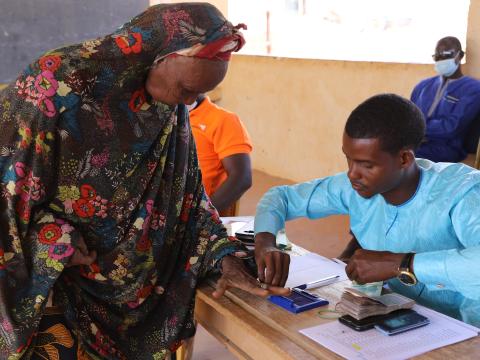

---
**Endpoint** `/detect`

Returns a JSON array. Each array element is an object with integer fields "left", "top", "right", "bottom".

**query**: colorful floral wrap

[{"left": 0, "top": 3, "right": 245, "bottom": 359}]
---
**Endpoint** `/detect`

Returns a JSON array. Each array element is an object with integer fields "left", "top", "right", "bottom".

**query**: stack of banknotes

[{"left": 337, "top": 287, "right": 415, "bottom": 320}]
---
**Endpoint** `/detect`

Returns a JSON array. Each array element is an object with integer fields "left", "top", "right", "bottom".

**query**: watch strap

[{"left": 399, "top": 252, "right": 415, "bottom": 272}]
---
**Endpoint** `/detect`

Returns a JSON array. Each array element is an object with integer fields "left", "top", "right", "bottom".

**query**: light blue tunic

[{"left": 255, "top": 159, "right": 480, "bottom": 326}]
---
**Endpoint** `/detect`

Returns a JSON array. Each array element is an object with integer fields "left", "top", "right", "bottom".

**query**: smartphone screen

[{"left": 374, "top": 310, "right": 429, "bottom": 335}]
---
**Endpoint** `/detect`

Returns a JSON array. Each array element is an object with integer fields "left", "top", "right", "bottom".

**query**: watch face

[{"left": 398, "top": 271, "right": 417, "bottom": 286}]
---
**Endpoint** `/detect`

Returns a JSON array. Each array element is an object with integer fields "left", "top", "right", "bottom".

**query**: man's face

[
  {"left": 342, "top": 132, "right": 404, "bottom": 198},
  {"left": 146, "top": 56, "right": 228, "bottom": 106}
]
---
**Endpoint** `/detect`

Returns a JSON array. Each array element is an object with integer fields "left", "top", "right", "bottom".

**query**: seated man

[
  {"left": 189, "top": 94, "right": 253, "bottom": 214},
  {"left": 254, "top": 94, "right": 480, "bottom": 326},
  {"left": 412, "top": 36, "right": 480, "bottom": 162}
]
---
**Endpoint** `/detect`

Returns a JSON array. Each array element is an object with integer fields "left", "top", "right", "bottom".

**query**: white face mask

[{"left": 434, "top": 58, "right": 459, "bottom": 77}]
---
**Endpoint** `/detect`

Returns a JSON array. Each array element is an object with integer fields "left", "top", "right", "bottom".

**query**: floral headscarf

[{"left": 0, "top": 3, "right": 245, "bottom": 359}]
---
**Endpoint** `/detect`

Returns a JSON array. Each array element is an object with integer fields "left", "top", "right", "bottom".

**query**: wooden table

[{"left": 195, "top": 248, "right": 480, "bottom": 359}]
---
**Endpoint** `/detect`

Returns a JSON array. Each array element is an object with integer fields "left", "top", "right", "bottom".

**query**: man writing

[{"left": 254, "top": 94, "right": 480, "bottom": 326}]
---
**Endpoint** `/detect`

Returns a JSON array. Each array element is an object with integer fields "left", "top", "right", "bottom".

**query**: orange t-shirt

[{"left": 190, "top": 97, "right": 252, "bottom": 196}]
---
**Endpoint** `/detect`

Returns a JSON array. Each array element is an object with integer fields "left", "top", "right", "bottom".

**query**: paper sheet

[
  {"left": 311, "top": 279, "right": 352, "bottom": 305},
  {"left": 285, "top": 253, "right": 348, "bottom": 288},
  {"left": 220, "top": 216, "right": 254, "bottom": 224},
  {"left": 299, "top": 305, "right": 479, "bottom": 360}
]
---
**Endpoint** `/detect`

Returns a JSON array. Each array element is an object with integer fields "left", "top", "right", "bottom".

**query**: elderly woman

[{"left": 0, "top": 3, "right": 287, "bottom": 359}]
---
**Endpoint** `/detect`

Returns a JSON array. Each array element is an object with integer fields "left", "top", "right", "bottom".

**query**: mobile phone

[
  {"left": 234, "top": 220, "right": 255, "bottom": 243},
  {"left": 374, "top": 309, "right": 429, "bottom": 335},
  {"left": 339, "top": 312, "right": 398, "bottom": 331}
]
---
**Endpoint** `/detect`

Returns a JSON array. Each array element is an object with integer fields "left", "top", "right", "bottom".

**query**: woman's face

[{"left": 146, "top": 56, "right": 228, "bottom": 106}]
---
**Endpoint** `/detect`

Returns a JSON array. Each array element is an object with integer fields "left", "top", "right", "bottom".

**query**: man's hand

[
  {"left": 212, "top": 255, "right": 291, "bottom": 298},
  {"left": 337, "top": 235, "right": 361, "bottom": 263},
  {"left": 345, "top": 249, "right": 405, "bottom": 284},
  {"left": 67, "top": 235, "right": 97, "bottom": 267},
  {"left": 254, "top": 232, "right": 290, "bottom": 287}
]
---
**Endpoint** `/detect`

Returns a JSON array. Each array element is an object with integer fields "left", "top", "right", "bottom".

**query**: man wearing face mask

[{"left": 411, "top": 36, "right": 480, "bottom": 162}]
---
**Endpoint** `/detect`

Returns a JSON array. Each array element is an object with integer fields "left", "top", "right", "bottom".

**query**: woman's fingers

[
  {"left": 212, "top": 277, "right": 229, "bottom": 298},
  {"left": 66, "top": 235, "right": 97, "bottom": 267},
  {"left": 213, "top": 256, "right": 290, "bottom": 299},
  {"left": 76, "top": 235, "right": 89, "bottom": 255},
  {"left": 66, "top": 250, "right": 97, "bottom": 267}
]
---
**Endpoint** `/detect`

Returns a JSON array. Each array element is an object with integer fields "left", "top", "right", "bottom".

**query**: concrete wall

[
  {"left": 0, "top": 0, "right": 149, "bottom": 83},
  {"left": 217, "top": 0, "right": 480, "bottom": 183}
]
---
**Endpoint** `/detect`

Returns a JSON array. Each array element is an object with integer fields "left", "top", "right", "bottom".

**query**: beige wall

[
  {"left": 217, "top": 0, "right": 480, "bottom": 183},
  {"left": 3, "top": 1, "right": 478, "bottom": 183},
  {"left": 465, "top": 0, "right": 480, "bottom": 78},
  {"left": 218, "top": 58, "right": 432, "bottom": 182}
]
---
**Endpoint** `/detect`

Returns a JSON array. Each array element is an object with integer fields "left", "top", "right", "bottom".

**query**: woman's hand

[
  {"left": 67, "top": 235, "right": 97, "bottom": 267},
  {"left": 212, "top": 255, "right": 290, "bottom": 298},
  {"left": 254, "top": 232, "right": 290, "bottom": 287}
]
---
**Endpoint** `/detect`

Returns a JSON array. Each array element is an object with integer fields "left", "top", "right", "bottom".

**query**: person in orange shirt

[{"left": 189, "top": 94, "right": 253, "bottom": 213}]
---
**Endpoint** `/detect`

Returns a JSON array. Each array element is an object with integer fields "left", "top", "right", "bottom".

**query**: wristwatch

[{"left": 397, "top": 252, "right": 417, "bottom": 286}]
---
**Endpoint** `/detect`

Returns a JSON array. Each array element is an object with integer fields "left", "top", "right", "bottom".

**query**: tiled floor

[{"left": 192, "top": 169, "right": 351, "bottom": 359}]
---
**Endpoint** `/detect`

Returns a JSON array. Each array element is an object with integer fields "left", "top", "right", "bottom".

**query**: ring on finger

[{"left": 259, "top": 282, "right": 269, "bottom": 290}]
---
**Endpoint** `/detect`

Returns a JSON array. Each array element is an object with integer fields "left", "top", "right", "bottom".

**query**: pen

[
  {"left": 291, "top": 288, "right": 319, "bottom": 298},
  {"left": 294, "top": 275, "right": 340, "bottom": 290}
]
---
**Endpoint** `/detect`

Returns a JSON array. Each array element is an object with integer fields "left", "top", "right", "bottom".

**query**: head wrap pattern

[{"left": 0, "top": 3, "right": 245, "bottom": 358}]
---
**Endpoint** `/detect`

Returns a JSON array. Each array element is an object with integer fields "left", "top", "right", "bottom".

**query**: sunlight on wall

[{"left": 228, "top": 0, "right": 470, "bottom": 64}]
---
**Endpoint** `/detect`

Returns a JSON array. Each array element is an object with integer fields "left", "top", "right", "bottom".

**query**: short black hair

[
  {"left": 437, "top": 36, "right": 463, "bottom": 52},
  {"left": 345, "top": 94, "right": 425, "bottom": 154}
]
